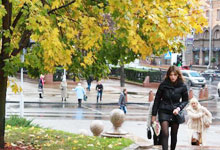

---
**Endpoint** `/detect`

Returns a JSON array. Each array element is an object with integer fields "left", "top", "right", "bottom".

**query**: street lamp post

[
  {"left": 208, "top": 0, "right": 213, "bottom": 69},
  {"left": 63, "top": 68, "right": 66, "bottom": 80},
  {"left": 20, "top": 48, "right": 26, "bottom": 117}
]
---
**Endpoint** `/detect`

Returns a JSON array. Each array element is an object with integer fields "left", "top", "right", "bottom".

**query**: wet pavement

[
  {"left": 6, "top": 77, "right": 153, "bottom": 104},
  {"left": 6, "top": 101, "right": 220, "bottom": 147},
  {"left": 5, "top": 77, "right": 220, "bottom": 149}
]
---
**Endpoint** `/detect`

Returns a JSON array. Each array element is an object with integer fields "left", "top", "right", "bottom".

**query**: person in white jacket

[
  {"left": 73, "top": 83, "right": 86, "bottom": 107},
  {"left": 60, "top": 77, "right": 68, "bottom": 101},
  {"left": 186, "top": 98, "right": 212, "bottom": 146}
]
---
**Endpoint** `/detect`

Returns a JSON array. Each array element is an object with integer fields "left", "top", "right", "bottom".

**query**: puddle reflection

[
  {"left": 6, "top": 101, "right": 220, "bottom": 123},
  {"left": 75, "top": 108, "right": 84, "bottom": 120}
]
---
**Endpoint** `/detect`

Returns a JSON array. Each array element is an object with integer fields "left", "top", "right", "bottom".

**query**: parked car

[
  {"left": 181, "top": 70, "right": 206, "bottom": 87},
  {"left": 201, "top": 69, "right": 220, "bottom": 80},
  {"left": 179, "top": 65, "right": 190, "bottom": 70}
]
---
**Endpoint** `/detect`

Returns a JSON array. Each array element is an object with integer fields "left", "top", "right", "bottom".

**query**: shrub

[{"left": 6, "top": 115, "right": 40, "bottom": 128}]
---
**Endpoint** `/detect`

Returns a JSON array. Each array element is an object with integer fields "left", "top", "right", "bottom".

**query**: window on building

[
  {"left": 214, "top": 30, "right": 220, "bottom": 39},
  {"left": 193, "top": 52, "right": 199, "bottom": 65},
  {"left": 204, "top": 51, "right": 209, "bottom": 65},
  {"left": 204, "top": 30, "right": 209, "bottom": 39},
  {"left": 217, "top": 9, "right": 220, "bottom": 20},
  {"left": 194, "top": 34, "right": 198, "bottom": 39},
  {"left": 194, "top": 33, "right": 200, "bottom": 40}
]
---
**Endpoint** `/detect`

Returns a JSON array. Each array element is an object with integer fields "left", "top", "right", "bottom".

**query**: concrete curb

[
  {"left": 199, "top": 95, "right": 215, "bottom": 102},
  {"left": 123, "top": 134, "right": 153, "bottom": 150},
  {"left": 123, "top": 144, "right": 140, "bottom": 150},
  {"left": 6, "top": 96, "right": 215, "bottom": 105}
]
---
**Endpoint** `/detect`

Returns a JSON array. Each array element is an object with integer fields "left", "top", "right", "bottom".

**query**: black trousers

[{"left": 78, "top": 99, "right": 82, "bottom": 107}]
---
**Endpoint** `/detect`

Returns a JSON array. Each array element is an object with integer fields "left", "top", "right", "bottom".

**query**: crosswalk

[{"left": 6, "top": 103, "right": 149, "bottom": 121}]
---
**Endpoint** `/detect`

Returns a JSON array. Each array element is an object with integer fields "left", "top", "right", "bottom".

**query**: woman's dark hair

[
  {"left": 123, "top": 88, "right": 127, "bottom": 93},
  {"left": 165, "top": 66, "right": 184, "bottom": 83}
]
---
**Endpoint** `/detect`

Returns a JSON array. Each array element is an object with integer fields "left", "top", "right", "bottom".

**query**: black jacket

[
  {"left": 152, "top": 79, "right": 188, "bottom": 116},
  {"left": 96, "top": 84, "right": 103, "bottom": 91}
]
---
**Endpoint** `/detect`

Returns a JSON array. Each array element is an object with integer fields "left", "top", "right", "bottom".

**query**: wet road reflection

[
  {"left": 6, "top": 99, "right": 220, "bottom": 124},
  {"left": 6, "top": 102, "right": 148, "bottom": 121},
  {"left": 75, "top": 108, "right": 84, "bottom": 120}
]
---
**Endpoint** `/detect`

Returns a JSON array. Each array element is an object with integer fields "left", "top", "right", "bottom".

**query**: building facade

[{"left": 185, "top": 0, "right": 220, "bottom": 67}]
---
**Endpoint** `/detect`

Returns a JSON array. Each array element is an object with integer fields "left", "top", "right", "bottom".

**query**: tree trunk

[
  {"left": 0, "top": 62, "right": 7, "bottom": 148},
  {"left": 120, "top": 64, "right": 125, "bottom": 87},
  {"left": 1, "top": 0, "right": 12, "bottom": 148}
]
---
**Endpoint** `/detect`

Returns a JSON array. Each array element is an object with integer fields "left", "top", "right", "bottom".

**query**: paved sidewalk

[
  {"left": 7, "top": 76, "right": 213, "bottom": 105},
  {"left": 7, "top": 77, "right": 157, "bottom": 104}
]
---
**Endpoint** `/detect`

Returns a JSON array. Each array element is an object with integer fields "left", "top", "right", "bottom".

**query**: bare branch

[{"left": 48, "top": 0, "right": 76, "bottom": 14}]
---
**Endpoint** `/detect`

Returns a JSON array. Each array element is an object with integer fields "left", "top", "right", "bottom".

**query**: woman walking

[
  {"left": 38, "top": 74, "right": 45, "bottom": 98},
  {"left": 186, "top": 98, "right": 212, "bottom": 146},
  {"left": 152, "top": 66, "right": 189, "bottom": 150},
  {"left": 60, "top": 77, "right": 68, "bottom": 101},
  {"left": 73, "top": 83, "right": 86, "bottom": 107}
]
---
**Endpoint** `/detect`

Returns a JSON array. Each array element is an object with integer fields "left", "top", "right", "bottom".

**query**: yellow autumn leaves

[
  {"left": 5, "top": 125, "right": 133, "bottom": 150},
  {"left": 0, "top": 0, "right": 207, "bottom": 73},
  {"left": 7, "top": 78, "right": 22, "bottom": 93}
]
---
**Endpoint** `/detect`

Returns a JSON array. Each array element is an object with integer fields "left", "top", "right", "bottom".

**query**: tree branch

[
  {"left": 55, "top": 17, "right": 64, "bottom": 38},
  {"left": 48, "top": 0, "right": 76, "bottom": 14},
  {"left": 11, "top": 4, "right": 27, "bottom": 32},
  {"left": 54, "top": 11, "right": 79, "bottom": 23},
  {"left": 11, "top": 30, "right": 31, "bottom": 56},
  {"left": 40, "top": 0, "right": 50, "bottom": 6}
]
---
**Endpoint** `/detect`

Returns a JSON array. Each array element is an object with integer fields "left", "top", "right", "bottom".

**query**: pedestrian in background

[
  {"left": 186, "top": 98, "right": 212, "bottom": 146},
  {"left": 73, "top": 83, "right": 86, "bottom": 107},
  {"left": 189, "top": 62, "right": 192, "bottom": 70},
  {"left": 146, "top": 93, "right": 161, "bottom": 145},
  {"left": 86, "top": 76, "right": 93, "bottom": 91},
  {"left": 96, "top": 81, "right": 103, "bottom": 103},
  {"left": 60, "top": 76, "right": 68, "bottom": 101},
  {"left": 38, "top": 74, "right": 45, "bottom": 98},
  {"left": 217, "top": 63, "right": 220, "bottom": 70},
  {"left": 118, "top": 88, "right": 127, "bottom": 114},
  {"left": 152, "top": 66, "right": 189, "bottom": 150}
]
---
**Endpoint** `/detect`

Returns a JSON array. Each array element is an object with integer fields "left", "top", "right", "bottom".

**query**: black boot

[{"left": 78, "top": 99, "right": 82, "bottom": 107}]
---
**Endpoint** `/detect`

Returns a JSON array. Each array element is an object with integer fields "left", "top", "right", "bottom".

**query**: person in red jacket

[{"left": 38, "top": 74, "right": 45, "bottom": 98}]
